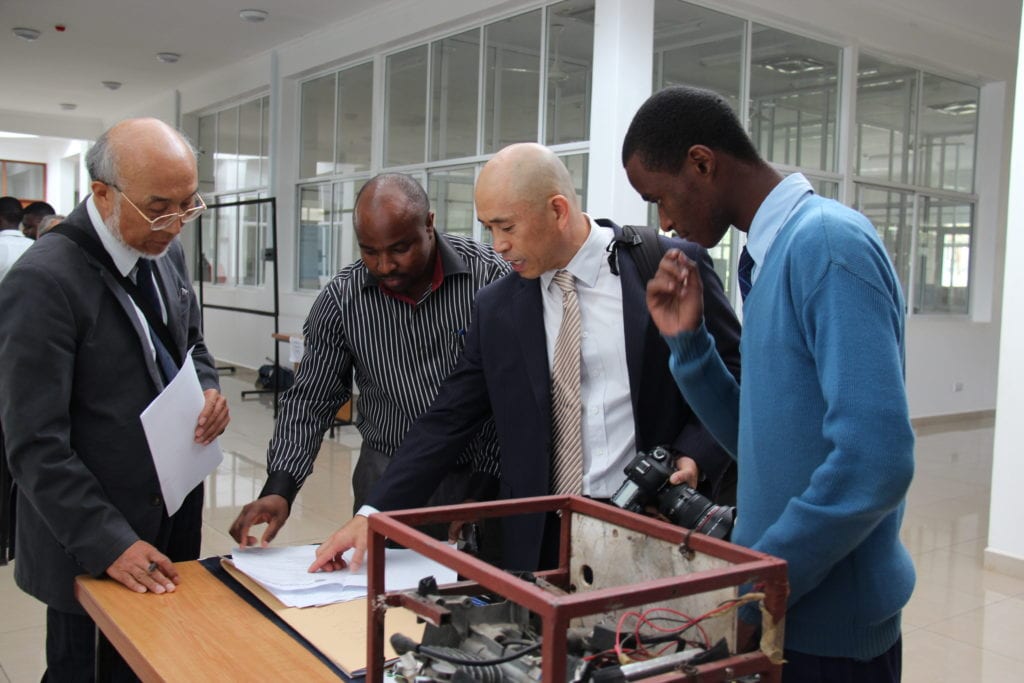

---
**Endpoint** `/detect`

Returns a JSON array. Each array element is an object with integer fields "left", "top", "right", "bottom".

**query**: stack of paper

[{"left": 231, "top": 544, "right": 458, "bottom": 608}]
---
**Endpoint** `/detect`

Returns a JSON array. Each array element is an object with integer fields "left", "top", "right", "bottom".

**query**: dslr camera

[{"left": 610, "top": 446, "right": 735, "bottom": 540}]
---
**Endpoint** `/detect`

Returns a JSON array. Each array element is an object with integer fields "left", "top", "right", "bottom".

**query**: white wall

[
  {"left": 0, "top": 136, "right": 88, "bottom": 214},
  {"left": 22, "top": 0, "right": 1019, "bottom": 420},
  {"left": 986, "top": 7, "right": 1024, "bottom": 578}
]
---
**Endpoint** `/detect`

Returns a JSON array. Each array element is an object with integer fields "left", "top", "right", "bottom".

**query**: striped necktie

[{"left": 550, "top": 269, "right": 584, "bottom": 496}]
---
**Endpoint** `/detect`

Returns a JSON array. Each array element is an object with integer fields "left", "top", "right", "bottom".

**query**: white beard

[{"left": 108, "top": 198, "right": 165, "bottom": 260}]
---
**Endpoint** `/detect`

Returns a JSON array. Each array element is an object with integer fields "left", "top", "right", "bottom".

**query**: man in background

[
  {"left": 0, "top": 196, "right": 31, "bottom": 281},
  {"left": 230, "top": 173, "right": 509, "bottom": 549},
  {"left": 21, "top": 200, "right": 55, "bottom": 240},
  {"left": 0, "top": 118, "right": 229, "bottom": 680}
]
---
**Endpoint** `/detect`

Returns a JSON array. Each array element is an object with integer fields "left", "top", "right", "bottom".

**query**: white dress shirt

[
  {"left": 540, "top": 217, "right": 636, "bottom": 498},
  {"left": 0, "top": 229, "right": 33, "bottom": 283},
  {"left": 86, "top": 196, "right": 166, "bottom": 361}
]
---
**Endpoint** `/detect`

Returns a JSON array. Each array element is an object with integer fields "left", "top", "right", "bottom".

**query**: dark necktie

[
  {"left": 737, "top": 246, "right": 754, "bottom": 302},
  {"left": 135, "top": 259, "right": 179, "bottom": 383}
]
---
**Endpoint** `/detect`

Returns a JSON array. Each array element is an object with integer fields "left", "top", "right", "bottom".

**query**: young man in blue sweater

[{"left": 622, "top": 86, "right": 915, "bottom": 682}]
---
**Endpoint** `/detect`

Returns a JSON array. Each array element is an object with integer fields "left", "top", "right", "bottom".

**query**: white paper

[
  {"left": 288, "top": 335, "right": 305, "bottom": 364},
  {"left": 140, "top": 349, "right": 224, "bottom": 516},
  {"left": 231, "top": 543, "right": 459, "bottom": 608}
]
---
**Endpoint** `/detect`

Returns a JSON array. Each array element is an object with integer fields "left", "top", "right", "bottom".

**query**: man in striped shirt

[{"left": 230, "top": 173, "right": 509, "bottom": 547}]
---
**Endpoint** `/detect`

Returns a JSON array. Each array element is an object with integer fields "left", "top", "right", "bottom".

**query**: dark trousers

[
  {"left": 783, "top": 637, "right": 902, "bottom": 683},
  {"left": 43, "top": 608, "right": 138, "bottom": 683}
]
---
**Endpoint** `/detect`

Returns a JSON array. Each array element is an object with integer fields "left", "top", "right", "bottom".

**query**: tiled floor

[{"left": 1, "top": 374, "right": 1020, "bottom": 681}]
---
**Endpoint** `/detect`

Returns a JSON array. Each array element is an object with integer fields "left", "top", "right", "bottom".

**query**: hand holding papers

[
  {"left": 230, "top": 544, "right": 458, "bottom": 608},
  {"left": 140, "top": 349, "right": 223, "bottom": 515}
]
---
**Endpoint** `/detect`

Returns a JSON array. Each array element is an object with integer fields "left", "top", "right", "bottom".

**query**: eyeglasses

[{"left": 109, "top": 183, "right": 206, "bottom": 232}]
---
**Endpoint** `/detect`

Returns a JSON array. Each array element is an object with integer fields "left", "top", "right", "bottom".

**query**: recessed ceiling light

[
  {"left": 59, "top": 103, "right": 78, "bottom": 111},
  {"left": 102, "top": 81, "right": 122, "bottom": 91},
  {"left": 13, "top": 27, "right": 41, "bottom": 41},
  {"left": 157, "top": 52, "right": 181, "bottom": 64},
  {"left": 239, "top": 9, "right": 268, "bottom": 23}
]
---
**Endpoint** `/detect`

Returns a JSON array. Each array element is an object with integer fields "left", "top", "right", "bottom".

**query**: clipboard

[{"left": 221, "top": 558, "right": 424, "bottom": 676}]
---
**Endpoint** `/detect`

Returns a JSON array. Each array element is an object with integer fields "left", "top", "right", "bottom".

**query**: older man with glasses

[{"left": 0, "top": 117, "right": 228, "bottom": 681}]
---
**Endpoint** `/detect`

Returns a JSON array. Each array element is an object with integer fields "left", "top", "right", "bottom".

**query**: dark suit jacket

[
  {"left": 0, "top": 201, "right": 219, "bottom": 613},
  {"left": 368, "top": 221, "right": 741, "bottom": 570}
]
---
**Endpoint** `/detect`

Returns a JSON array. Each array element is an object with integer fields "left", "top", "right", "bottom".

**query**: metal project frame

[
  {"left": 366, "top": 495, "right": 788, "bottom": 683},
  {"left": 196, "top": 196, "right": 282, "bottom": 415}
]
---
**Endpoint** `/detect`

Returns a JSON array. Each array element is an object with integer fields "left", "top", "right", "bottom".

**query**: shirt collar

[
  {"left": 744, "top": 172, "right": 814, "bottom": 283},
  {"left": 87, "top": 195, "right": 144, "bottom": 277},
  {"left": 539, "top": 214, "right": 611, "bottom": 291}
]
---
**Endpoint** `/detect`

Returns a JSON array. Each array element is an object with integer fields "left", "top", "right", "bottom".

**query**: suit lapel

[{"left": 512, "top": 277, "right": 551, "bottom": 423}]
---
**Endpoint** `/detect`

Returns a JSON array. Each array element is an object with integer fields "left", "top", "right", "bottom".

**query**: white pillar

[
  {"left": 585, "top": 0, "right": 654, "bottom": 224},
  {"left": 985, "top": 12, "right": 1024, "bottom": 578}
]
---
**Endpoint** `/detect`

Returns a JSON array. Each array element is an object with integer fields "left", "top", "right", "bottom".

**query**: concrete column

[{"left": 585, "top": 0, "right": 654, "bottom": 224}]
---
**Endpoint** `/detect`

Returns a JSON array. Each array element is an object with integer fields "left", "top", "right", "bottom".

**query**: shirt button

[{"left": 151, "top": 495, "right": 163, "bottom": 507}]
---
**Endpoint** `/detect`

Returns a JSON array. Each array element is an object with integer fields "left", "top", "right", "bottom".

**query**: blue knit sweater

[{"left": 666, "top": 195, "right": 915, "bottom": 660}]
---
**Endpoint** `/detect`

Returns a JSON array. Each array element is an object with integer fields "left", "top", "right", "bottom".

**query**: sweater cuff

[
  {"left": 663, "top": 320, "right": 714, "bottom": 363},
  {"left": 259, "top": 471, "right": 299, "bottom": 508}
]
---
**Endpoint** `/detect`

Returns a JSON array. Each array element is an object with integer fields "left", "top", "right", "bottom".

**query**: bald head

[
  {"left": 88, "top": 118, "right": 201, "bottom": 257},
  {"left": 475, "top": 143, "right": 588, "bottom": 279},
  {"left": 87, "top": 118, "right": 196, "bottom": 187},
  {"left": 477, "top": 143, "right": 580, "bottom": 214}
]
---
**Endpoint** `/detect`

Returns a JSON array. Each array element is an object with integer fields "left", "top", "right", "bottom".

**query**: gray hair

[{"left": 85, "top": 122, "right": 199, "bottom": 185}]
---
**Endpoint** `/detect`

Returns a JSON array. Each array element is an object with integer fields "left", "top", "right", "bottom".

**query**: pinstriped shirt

[{"left": 260, "top": 233, "right": 510, "bottom": 504}]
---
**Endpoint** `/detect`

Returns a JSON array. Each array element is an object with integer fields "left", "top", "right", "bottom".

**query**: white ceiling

[{"left": 0, "top": 0, "right": 384, "bottom": 126}]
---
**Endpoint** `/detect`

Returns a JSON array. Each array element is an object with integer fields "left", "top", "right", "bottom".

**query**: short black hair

[
  {"left": 622, "top": 85, "right": 761, "bottom": 173},
  {"left": 0, "top": 196, "right": 23, "bottom": 226},
  {"left": 23, "top": 201, "right": 55, "bottom": 218},
  {"left": 354, "top": 173, "right": 430, "bottom": 222}
]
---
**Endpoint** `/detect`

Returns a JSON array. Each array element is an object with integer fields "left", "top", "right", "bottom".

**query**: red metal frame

[{"left": 367, "top": 495, "right": 787, "bottom": 683}]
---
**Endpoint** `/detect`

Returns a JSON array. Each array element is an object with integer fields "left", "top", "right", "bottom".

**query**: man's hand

[
  {"left": 669, "top": 454, "right": 700, "bottom": 489},
  {"left": 309, "top": 516, "right": 369, "bottom": 573},
  {"left": 195, "top": 388, "right": 229, "bottom": 445},
  {"left": 106, "top": 540, "right": 179, "bottom": 594},
  {"left": 646, "top": 249, "right": 705, "bottom": 337},
  {"left": 229, "top": 495, "right": 290, "bottom": 548}
]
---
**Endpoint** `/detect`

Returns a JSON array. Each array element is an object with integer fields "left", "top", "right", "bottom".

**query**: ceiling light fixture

[
  {"left": 13, "top": 27, "right": 41, "bottom": 41},
  {"left": 157, "top": 52, "right": 181, "bottom": 63},
  {"left": 239, "top": 9, "right": 269, "bottom": 23},
  {"left": 59, "top": 103, "right": 78, "bottom": 111},
  {"left": 101, "top": 80, "right": 122, "bottom": 91}
]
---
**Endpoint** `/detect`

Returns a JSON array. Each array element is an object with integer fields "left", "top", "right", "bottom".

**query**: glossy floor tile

[{"left": 0, "top": 377, "right": 1019, "bottom": 681}]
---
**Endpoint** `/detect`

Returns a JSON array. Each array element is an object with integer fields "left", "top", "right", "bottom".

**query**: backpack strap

[{"left": 605, "top": 223, "right": 667, "bottom": 281}]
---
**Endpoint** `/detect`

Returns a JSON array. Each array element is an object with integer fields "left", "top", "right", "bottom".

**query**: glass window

[
  {"left": 916, "top": 197, "right": 971, "bottom": 314},
  {"left": 337, "top": 63, "right": 373, "bottom": 174},
  {"left": 2, "top": 161, "right": 45, "bottom": 199},
  {"left": 560, "top": 152, "right": 588, "bottom": 212},
  {"left": 216, "top": 108, "right": 239, "bottom": 191},
  {"left": 385, "top": 45, "right": 429, "bottom": 166},
  {"left": 749, "top": 25, "right": 840, "bottom": 172},
  {"left": 298, "top": 184, "right": 335, "bottom": 290},
  {"left": 300, "top": 73, "right": 337, "bottom": 178},
  {"left": 238, "top": 194, "right": 266, "bottom": 287},
  {"left": 197, "top": 114, "right": 216, "bottom": 195},
  {"left": 238, "top": 98, "right": 262, "bottom": 190},
  {"left": 214, "top": 197, "right": 238, "bottom": 286},
  {"left": 430, "top": 31, "right": 481, "bottom": 161},
  {"left": 855, "top": 55, "right": 917, "bottom": 184},
  {"left": 484, "top": 9, "right": 543, "bottom": 153},
  {"left": 919, "top": 74, "right": 977, "bottom": 193},
  {"left": 856, "top": 185, "right": 913, "bottom": 295},
  {"left": 545, "top": 0, "right": 594, "bottom": 145},
  {"left": 653, "top": 0, "right": 745, "bottom": 110},
  {"left": 428, "top": 167, "right": 476, "bottom": 238}
]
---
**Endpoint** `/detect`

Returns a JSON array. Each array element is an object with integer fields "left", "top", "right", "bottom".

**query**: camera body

[{"left": 610, "top": 446, "right": 735, "bottom": 540}]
